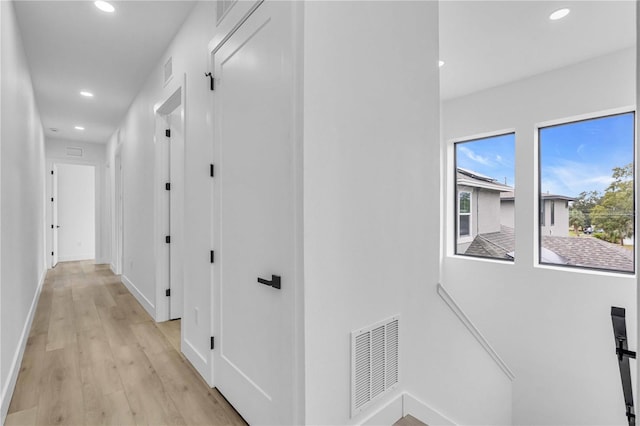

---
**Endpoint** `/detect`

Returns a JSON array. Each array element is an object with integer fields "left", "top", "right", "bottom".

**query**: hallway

[{"left": 5, "top": 261, "right": 245, "bottom": 426}]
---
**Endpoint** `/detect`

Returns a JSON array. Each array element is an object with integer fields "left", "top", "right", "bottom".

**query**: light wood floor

[{"left": 5, "top": 260, "right": 246, "bottom": 426}]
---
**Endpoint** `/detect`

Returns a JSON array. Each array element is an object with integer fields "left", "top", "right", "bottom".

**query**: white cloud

[
  {"left": 542, "top": 160, "right": 613, "bottom": 196},
  {"left": 458, "top": 146, "right": 492, "bottom": 166}
]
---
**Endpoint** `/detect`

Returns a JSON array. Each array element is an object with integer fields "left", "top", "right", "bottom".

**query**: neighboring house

[
  {"left": 456, "top": 168, "right": 513, "bottom": 253},
  {"left": 539, "top": 193, "right": 574, "bottom": 236},
  {"left": 500, "top": 192, "right": 574, "bottom": 236}
]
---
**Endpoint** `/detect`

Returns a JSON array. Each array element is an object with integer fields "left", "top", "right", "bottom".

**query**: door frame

[
  {"left": 46, "top": 158, "right": 103, "bottom": 269},
  {"left": 113, "top": 145, "right": 124, "bottom": 275},
  {"left": 153, "top": 75, "right": 186, "bottom": 323}
]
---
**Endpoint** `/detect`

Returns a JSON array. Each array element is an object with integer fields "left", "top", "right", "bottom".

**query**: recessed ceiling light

[
  {"left": 80, "top": 91, "right": 94, "bottom": 97},
  {"left": 549, "top": 8, "right": 570, "bottom": 21},
  {"left": 94, "top": 1, "right": 115, "bottom": 13},
  {"left": 439, "top": 60, "right": 445, "bottom": 68},
  {"left": 75, "top": 126, "right": 85, "bottom": 131}
]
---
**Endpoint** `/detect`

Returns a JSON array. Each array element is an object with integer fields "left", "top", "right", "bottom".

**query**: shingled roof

[
  {"left": 541, "top": 235, "right": 634, "bottom": 272},
  {"left": 464, "top": 227, "right": 634, "bottom": 272}
]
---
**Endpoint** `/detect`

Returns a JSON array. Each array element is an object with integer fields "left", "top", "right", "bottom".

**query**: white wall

[
  {"left": 442, "top": 47, "right": 636, "bottom": 425},
  {"left": 45, "top": 138, "right": 108, "bottom": 265},
  {"left": 303, "top": 2, "right": 511, "bottom": 424},
  {"left": 56, "top": 164, "right": 95, "bottom": 261},
  {"left": 0, "top": 1, "right": 46, "bottom": 422},
  {"left": 105, "top": 0, "right": 214, "bottom": 379}
]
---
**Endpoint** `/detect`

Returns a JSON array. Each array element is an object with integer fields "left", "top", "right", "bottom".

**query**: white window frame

[{"left": 457, "top": 189, "right": 473, "bottom": 243}]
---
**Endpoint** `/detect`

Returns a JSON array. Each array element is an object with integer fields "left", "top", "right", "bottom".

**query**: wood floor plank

[
  {"left": 112, "top": 344, "right": 186, "bottom": 426},
  {"left": 78, "top": 327, "right": 123, "bottom": 395},
  {"left": 4, "top": 407, "right": 38, "bottom": 426},
  {"left": 35, "top": 346, "right": 84, "bottom": 426},
  {"left": 115, "top": 293, "right": 152, "bottom": 324},
  {"left": 73, "top": 294, "right": 102, "bottom": 332},
  {"left": 130, "top": 322, "right": 173, "bottom": 356},
  {"left": 148, "top": 349, "right": 246, "bottom": 426},
  {"left": 156, "top": 320, "right": 181, "bottom": 353},
  {"left": 8, "top": 261, "right": 246, "bottom": 426},
  {"left": 8, "top": 334, "right": 46, "bottom": 413}
]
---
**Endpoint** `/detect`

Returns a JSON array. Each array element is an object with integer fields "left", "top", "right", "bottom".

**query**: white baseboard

[
  {"left": 403, "top": 393, "right": 456, "bottom": 426},
  {"left": 359, "top": 393, "right": 403, "bottom": 426},
  {"left": 58, "top": 253, "right": 95, "bottom": 262},
  {"left": 1, "top": 269, "right": 46, "bottom": 425},
  {"left": 182, "top": 338, "right": 211, "bottom": 387},
  {"left": 121, "top": 274, "right": 156, "bottom": 320},
  {"left": 109, "top": 263, "right": 117, "bottom": 274}
]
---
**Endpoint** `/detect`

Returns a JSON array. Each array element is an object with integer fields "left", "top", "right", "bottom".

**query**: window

[
  {"left": 458, "top": 191, "right": 471, "bottom": 237},
  {"left": 539, "top": 112, "right": 635, "bottom": 273},
  {"left": 455, "top": 133, "right": 515, "bottom": 260}
]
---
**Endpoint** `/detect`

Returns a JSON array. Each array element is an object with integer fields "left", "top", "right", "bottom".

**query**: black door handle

[{"left": 257, "top": 275, "right": 281, "bottom": 290}]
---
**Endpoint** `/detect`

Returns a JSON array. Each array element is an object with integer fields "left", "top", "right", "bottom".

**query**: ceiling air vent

[
  {"left": 66, "top": 147, "right": 83, "bottom": 157},
  {"left": 164, "top": 57, "right": 173, "bottom": 85},
  {"left": 351, "top": 315, "right": 399, "bottom": 417}
]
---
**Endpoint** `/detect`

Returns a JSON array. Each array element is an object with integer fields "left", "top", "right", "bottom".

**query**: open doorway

[
  {"left": 51, "top": 163, "right": 96, "bottom": 265},
  {"left": 154, "top": 83, "right": 184, "bottom": 323}
]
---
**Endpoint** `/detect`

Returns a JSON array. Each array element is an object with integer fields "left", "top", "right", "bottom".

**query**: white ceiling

[
  {"left": 440, "top": 0, "right": 637, "bottom": 100},
  {"left": 14, "top": 1, "right": 196, "bottom": 144},
  {"left": 12, "top": 1, "right": 636, "bottom": 142}
]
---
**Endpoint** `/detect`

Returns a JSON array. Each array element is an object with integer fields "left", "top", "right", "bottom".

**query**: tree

[
  {"left": 569, "top": 208, "right": 585, "bottom": 235},
  {"left": 572, "top": 190, "right": 601, "bottom": 226},
  {"left": 591, "top": 163, "right": 633, "bottom": 245}
]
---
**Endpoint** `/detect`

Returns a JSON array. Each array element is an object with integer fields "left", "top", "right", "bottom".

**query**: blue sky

[
  {"left": 539, "top": 113, "right": 634, "bottom": 197},
  {"left": 456, "top": 133, "right": 516, "bottom": 187},
  {"left": 455, "top": 112, "right": 634, "bottom": 197}
]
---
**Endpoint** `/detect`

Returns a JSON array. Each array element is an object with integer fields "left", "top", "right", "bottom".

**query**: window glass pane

[
  {"left": 539, "top": 112, "right": 635, "bottom": 273},
  {"left": 455, "top": 133, "right": 515, "bottom": 260},
  {"left": 459, "top": 215, "right": 470, "bottom": 236},
  {"left": 459, "top": 192, "right": 471, "bottom": 213}
]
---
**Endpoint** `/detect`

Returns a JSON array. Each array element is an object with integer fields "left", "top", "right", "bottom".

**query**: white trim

[
  {"left": 109, "top": 262, "right": 117, "bottom": 275},
  {"left": 182, "top": 338, "right": 212, "bottom": 387},
  {"left": 121, "top": 274, "right": 156, "bottom": 320},
  {"left": 358, "top": 393, "right": 403, "bottom": 426},
  {"left": 1, "top": 269, "right": 46, "bottom": 425},
  {"left": 58, "top": 253, "right": 95, "bottom": 262},
  {"left": 402, "top": 393, "right": 456, "bottom": 426},
  {"left": 208, "top": 0, "right": 263, "bottom": 54},
  {"left": 437, "top": 283, "right": 515, "bottom": 381}
]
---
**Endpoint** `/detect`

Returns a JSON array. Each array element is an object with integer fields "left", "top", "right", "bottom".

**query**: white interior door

[
  {"left": 213, "top": 1, "right": 296, "bottom": 424},
  {"left": 169, "top": 108, "right": 184, "bottom": 319},
  {"left": 115, "top": 153, "right": 123, "bottom": 274},
  {"left": 52, "top": 165, "right": 59, "bottom": 267}
]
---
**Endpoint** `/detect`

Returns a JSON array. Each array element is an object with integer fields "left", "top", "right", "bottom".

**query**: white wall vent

[
  {"left": 66, "top": 147, "right": 83, "bottom": 157},
  {"left": 163, "top": 57, "right": 173, "bottom": 84},
  {"left": 351, "top": 315, "right": 399, "bottom": 417}
]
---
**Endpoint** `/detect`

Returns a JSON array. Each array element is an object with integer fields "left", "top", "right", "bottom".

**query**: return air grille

[{"left": 351, "top": 315, "right": 399, "bottom": 417}]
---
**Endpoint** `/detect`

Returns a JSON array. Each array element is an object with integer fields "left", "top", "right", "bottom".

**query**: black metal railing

[{"left": 611, "top": 306, "right": 636, "bottom": 426}]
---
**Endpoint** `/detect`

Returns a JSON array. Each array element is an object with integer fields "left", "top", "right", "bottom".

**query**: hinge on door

[
  {"left": 51, "top": 251, "right": 54, "bottom": 256},
  {"left": 205, "top": 72, "right": 215, "bottom": 91},
  {"left": 51, "top": 170, "right": 54, "bottom": 175},
  {"left": 211, "top": 336, "right": 215, "bottom": 350},
  {"left": 165, "top": 182, "right": 171, "bottom": 191},
  {"left": 210, "top": 164, "right": 214, "bottom": 177},
  {"left": 51, "top": 197, "right": 54, "bottom": 202},
  {"left": 165, "top": 129, "right": 171, "bottom": 138},
  {"left": 165, "top": 235, "right": 171, "bottom": 244},
  {"left": 210, "top": 250, "right": 214, "bottom": 264},
  {"left": 166, "top": 288, "right": 171, "bottom": 297},
  {"left": 51, "top": 224, "right": 53, "bottom": 229}
]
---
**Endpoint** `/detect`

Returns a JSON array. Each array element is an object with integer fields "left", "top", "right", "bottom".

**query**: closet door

[{"left": 212, "top": 1, "right": 296, "bottom": 424}]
